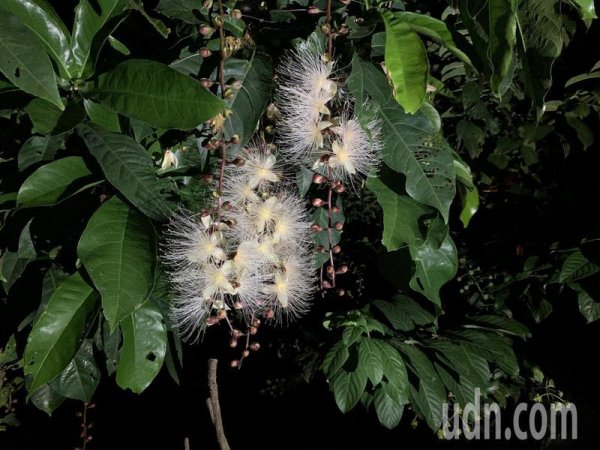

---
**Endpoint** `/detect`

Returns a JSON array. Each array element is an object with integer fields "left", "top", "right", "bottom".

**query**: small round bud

[
  {"left": 311, "top": 223, "right": 323, "bottom": 232},
  {"left": 312, "top": 198, "right": 325, "bottom": 208},
  {"left": 249, "top": 326, "right": 258, "bottom": 335},
  {"left": 202, "top": 174, "right": 213, "bottom": 184},
  {"left": 250, "top": 342, "right": 260, "bottom": 351},
  {"left": 212, "top": 189, "right": 222, "bottom": 198},
  {"left": 206, "top": 316, "right": 219, "bottom": 326},
  {"left": 232, "top": 329, "right": 243, "bottom": 338},
  {"left": 242, "top": 349, "right": 250, "bottom": 358},
  {"left": 331, "top": 206, "right": 341, "bottom": 214},
  {"left": 308, "top": 6, "right": 321, "bottom": 14},
  {"left": 199, "top": 47, "right": 212, "bottom": 58},
  {"left": 265, "top": 125, "right": 275, "bottom": 134},
  {"left": 201, "top": 78, "right": 214, "bottom": 89},
  {"left": 326, "top": 265, "right": 335, "bottom": 275},
  {"left": 199, "top": 25, "right": 214, "bottom": 36},
  {"left": 321, "top": 280, "right": 332, "bottom": 289},
  {"left": 335, "top": 184, "right": 346, "bottom": 193},
  {"left": 230, "top": 156, "right": 244, "bottom": 166},
  {"left": 213, "top": 15, "right": 224, "bottom": 28},
  {"left": 336, "top": 265, "right": 349, "bottom": 274},
  {"left": 230, "top": 360, "right": 240, "bottom": 368},
  {"left": 231, "top": 134, "right": 240, "bottom": 145},
  {"left": 251, "top": 318, "right": 261, "bottom": 327},
  {"left": 336, "top": 288, "right": 346, "bottom": 297},
  {"left": 234, "top": 301, "right": 243, "bottom": 309},
  {"left": 320, "top": 24, "right": 331, "bottom": 34},
  {"left": 264, "top": 309, "right": 275, "bottom": 319},
  {"left": 229, "top": 338, "right": 238, "bottom": 348},
  {"left": 332, "top": 245, "right": 341, "bottom": 254},
  {"left": 222, "top": 201, "right": 232, "bottom": 211},
  {"left": 231, "top": 9, "right": 242, "bottom": 19},
  {"left": 312, "top": 173, "right": 326, "bottom": 184},
  {"left": 217, "top": 309, "right": 227, "bottom": 319},
  {"left": 316, "top": 245, "right": 326, "bottom": 253},
  {"left": 334, "top": 222, "right": 344, "bottom": 230}
]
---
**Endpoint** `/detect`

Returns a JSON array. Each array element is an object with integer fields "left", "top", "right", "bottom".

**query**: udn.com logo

[{"left": 441, "top": 389, "right": 577, "bottom": 440}]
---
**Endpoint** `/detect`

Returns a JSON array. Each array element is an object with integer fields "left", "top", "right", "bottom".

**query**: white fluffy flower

[{"left": 329, "top": 117, "right": 382, "bottom": 182}]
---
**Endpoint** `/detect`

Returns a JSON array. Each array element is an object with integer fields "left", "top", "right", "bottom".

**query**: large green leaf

[
  {"left": 571, "top": 0, "right": 597, "bottom": 19},
  {"left": 382, "top": 11, "right": 428, "bottom": 114},
  {"left": 223, "top": 54, "right": 274, "bottom": 151},
  {"left": 358, "top": 338, "right": 384, "bottom": 385},
  {"left": 560, "top": 250, "right": 600, "bottom": 283},
  {"left": 1, "top": 0, "right": 74, "bottom": 78},
  {"left": 322, "top": 340, "right": 350, "bottom": 378},
  {"left": 87, "top": 59, "right": 224, "bottom": 129},
  {"left": 155, "top": 0, "right": 208, "bottom": 23},
  {"left": 576, "top": 286, "right": 600, "bottom": 323},
  {"left": 29, "top": 384, "right": 65, "bottom": 416},
  {"left": 83, "top": 99, "right": 121, "bottom": 132},
  {"left": 453, "top": 329, "right": 519, "bottom": 376},
  {"left": 367, "top": 170, "right": 435, "bottom": 251},
  {"left": 51, "top": 339, "right": 100, "bottom": 402},
  {"left": 78, "top": 197, "right": 156, "bottom": 331},
  {"left": 0, "top": 221, "right": 37, "bottom": 292},
  {"left": 25, "top": 99, "right": 86, "bottom": 135},
  {"left": 372, "top": 295, "right": 435, "bottom": 332},
  {"left": 71, "top": 0, "right": 130, "bottom": 79},
  {"left": 0, "top": 13, "right": 63, "bottom": 110},
  {"left": 24, "top": 272, "right": 98, "bottom": 394},
  {"left": 409, "top": 218, "right": 457, "bottom": 306},
  {"left": 18, "top": 135, "right": 64, "bottom": 172},
  {"left": 391, "top": 12, "right": 473, "bottom": 68},
  {"left": 17, "top": 156, "right": 95, "bottom": 207},
  {"left": 373, "top": 382, "right": 405, "bottom": 429},
  {"left": 488, "top": 0, "right": 518, "bottom": 97},
  {"left": 78, "top": 124, "right": 173, "bottom": 220},
  {"left": 331, "top": 365, "right": 368, "bottom": 413},
  {"left": 116, "top": 301, "right": 167, "bottom": 393}
]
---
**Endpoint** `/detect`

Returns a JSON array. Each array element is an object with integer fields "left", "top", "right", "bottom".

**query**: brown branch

[
  {"left": 326, "top": 0, "right": 333, "bottom": 56},
  {"left": 207, "top": 359, "right": 231, "bottom": 450}
]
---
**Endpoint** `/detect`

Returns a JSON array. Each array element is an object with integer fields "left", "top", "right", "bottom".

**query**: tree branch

[{"left": 207, "top": 359, "right": 231, "bottom": 450}]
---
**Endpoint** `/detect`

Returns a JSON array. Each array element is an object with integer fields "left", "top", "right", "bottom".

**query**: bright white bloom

[
  {"left": 244, "top": 152, "right": 280, "bottom": 188},
  {"left": 245, "top": 196, "right": 279, "bottom": 235},
  {"left": 272, "top": 192, "right": 311, "bottom": 245},
  {"left": 200, "top": 261, "right": 236, "bottom": 300},
  {"left": 329, "top": 117, "right": 382, "bottom": 182}
]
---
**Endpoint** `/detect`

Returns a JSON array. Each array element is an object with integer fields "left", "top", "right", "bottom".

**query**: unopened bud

[
  {"left": 250, "top": 342, "right": 260, "bottom": 351},
  {"left": 312, "top": 198, "right": 325, "bottom": 207},
  {"left": 229, "top": 338, "right": 238, "bottom": 348},
  {"left": 201, "top": 78, "right": 214, "bottom": 89},
  {"left": 213, "top": 15, "right": 224, "bottom": 28},
  {"left": 217, "top": 309, "right": 227, "bottom": 319},
  {"left": 249, "top": 326, "right": 258, "bottom": 335},
  {"left": 212, "top": 189, "right": 222, "bottom": 198},
  {"left": 242, "top": 349, "right": 250, "bottom": 358},
  {"left": 230, "top": 360, "right": 240, "bottom": 368},
  {"left": 311, "top": 223, "right": 323, "bottom": 232},
  {"left": 265, "top": 125, "right": 275, "bottom": 134},
  {"left": 308, "top": 6, "right": 321, "bottom": 14},
  {"left": 320, "top": 24, "right": 331, "bottom": 34},
  {"left": 202, "top": 174, "right": 213, "bottom": 184},
  {"left": 336, "top": 288, "right": 346, "bottom": 296},
  {"left": 206, "top": 316, "right": 219, "bottom": 326},
  {"left": 232, "top": 329, "right": 243, "bottom": 338},
  {"left": 234, "top": 301, "right": 243, "bottom": 309},
  {"left": 199, "top": 47, "right": 212, "bottom": 58},
  {"left": 251, "top": 318, "right": 261, "bottom": 327},
  {"left": 264, "top": 309, "right": 275, "bottom": 319},
  {"left": 334, "top": 222, "right": 344, "bottom": 230},
  {"left": 331, "top": 206, "right": 341, "bottom": 214},
  {"left": 332, "top": 245, "right": 341, "bottom": 254},
  {"left": 312, "top": 173, "right": 326, "bottom": 184},
  {"left": 336, "top": 265, "right": 348, "bottom": 274},
  {"left": 326, "top": 265, "right": 335, "bottom": 275},
  {"left": 230, "top": 134, "right": 240, "bottom": 145},
  {"left": 231, "top": 9, "right": 242, "bottom": 19},
  {"left": 199, "top": 25, "right": 214, "bottom": 36},
  {"left": 230, "top": 156, "right": 244, "bottom": 166},
  {"left": 335, "top": 184, "right": 346, "bottom": 193},
  {"left": 222, "top": 201, "right": 232, "bottom": 211},
  {"left": 321, "top": 280, "right": 332, "bottom": 289},
  {"left": 316, "top": 245, "right": 326, "bottom": 253}
]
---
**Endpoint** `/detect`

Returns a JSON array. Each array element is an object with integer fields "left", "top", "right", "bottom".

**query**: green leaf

[
  {"left": 78, "top": 197, "right": 156, "bottom": 331},
  {"left": 576, "top": 286, "right": 600, "bottom": 323},
  {"left": 409, "top": 218, "right": 457, "bottom": 306},
  {"left": 29, "top": 384, "right": 65, "bottom": 415},
  {"left": 51, "top": 339, "right": 100, "bottom": 402},
  {"left": 116, "top": 301, "right": 167, "bottom": 393},
  {"left": 156, "top": 0, "right": 208, "bottom": 23},
  {"left": 0, "top": 13, "right": 63, "bottom": 110},
  {"left": 24, "top": 272, "right": 98, "bottom": 394},
  {"left": 87, "top": 59, "right": 223, "bottom": 129},
  {"left": 458, "top": 184, "right": 479, "bottom": 228},
  {"left": 18, "top": 135, "right": 64, "bottom": 172},
  {"left": 78, "top": 124, "right": 173, "bottom": 220},
  {"left": 0, "top": 221, "right": 38, "bottom": 291},
  {"left": 108, "top": 35, "right": 130, "bottom": 55},
  {"left": 571, "top": 0, "right": 597, "bottom": 19},
  {"left": 331, "top": 364, "right": 368, "bottom": 413},
  {"left": 453, "top": 329, "right": 519, "bottom": 376},
  {"left": 382, "top": 11, "right": 428, "bottom": 113},
  {"left": 391, "top": 12, "right": 473, "bottom": 68},
  {"left": 17, "top": 156, "right": 95, "bottom": 207},
  {"left": 470, "top": 315, "right": 531, "bottom": 338},
  {"left": 348, "top": 54, "right": 391, "bottom": 106},
  {"left": 566, "top": 115, "right": 594, "bottom": 149},
  {"left": 488, "top": 0, "right": 518, "bottom": 96},
  {"left": 71, "top": 0, "right": 130, "bottom": 79},
  {"left": 373, "top": 382, "right": 404, "bottom": 429},
  {"left": 367, "top": 172, "right": 434, "bottom": 251},
  {"left": 223, "top": 54, "right": 274, "bottom": 150},
  {"left": 1, "top": 0, "right": 75, "bottom": 78},
  {"left": 25, "top": 99, "right": 86, "bottom": 135},
  {"left": 560, "top": 250, "right": 600, "bottom": 283},
  {"left": 378, "top": 341, "right": 409, "bottom": 395},
  {"left": 83, "top": 99, "right": 121, "bottom": 132},
  {"left": 358, "top": 338, "right": 384, "bottom": 385},
  {"left": 372, "top": 295, "right": 435, "bottom": 332},
  {"left": 322, "top": 340, "right": 349, "bottom": 378}
]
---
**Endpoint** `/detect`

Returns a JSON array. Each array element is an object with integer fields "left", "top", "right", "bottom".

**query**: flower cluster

[
  {"left": 163, "top": 143, "right": 315, "bottom": 341},
  {"left": 277, "top": 42, "right": 381, "bottom": 183}
]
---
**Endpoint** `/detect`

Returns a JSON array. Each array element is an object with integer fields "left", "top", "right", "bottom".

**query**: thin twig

[{"left": 207, "top": 359, "right": 231, "bottom": 450}]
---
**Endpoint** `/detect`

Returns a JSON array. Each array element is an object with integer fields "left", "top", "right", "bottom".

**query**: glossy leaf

[
  {"left": 116, "top": 301, "right": 167, "bottom": 393},
  {"left": 29, "top": 384, "right": 65, "bottom": 416},
  {"left": 571, "top": 0, "right": 597, "bottom": 19},
  {"left": 78, "top": 125, "right": 173, "bottom": 220},
  {"left": 83, "top": 99, "right": 121, "bottom": 132},
  {"left": 223, "top": 54, "right": 274, "bottom": 151},
  {"left": 25, "top": 99, "right": 86, "bottom": 135},
  {"left": 17, "top": 156, "right": 95, "bottom": 207},
  {"left": 71, "top": 0, "right": 130, "bottom": 79},
  {"left": 560, "top": 251, "right": 600, "bottom": 283},
  {"left": 373, "top": 295, "right": 435, "bottom": 332},
  {"left": 78, "top": 197, "right": 156, "bottom": 331},
  {"left": 88, "top": 59, "right": 224, "bottom": 129},
  {"left": 1, "top": 0, "right": 74, "bottom": 78},
  {"left": 18, "top": 135, "right": 64, "bottom": 172},
  {"left": 488, "top": 0, "right": 518, "bottom": 97},
  {"left": 24, "top": 272, "right": 98, "bottom": 394},
  {"left": 322, "top": 340, "right": 349, "bottom": 378},
  {"left": 373, "top": 382, "right": 404, "bottom": 429},
  {"left": 0, "top": 221, "right": 38, "bottom": 292},
  {"left": 576, "top": 286, "right": 600, "bottom": 323},
  {"left": 331, "top": 364, "right": 368, "bottom": 413},
  {"left": 52, "top": 340, "right": 100, "bottom": 402},
  {"left": 358, "top": 338, "right": 384, "bottom": 385},
  {"left": 382, "top": 11, "right": 428, "bottom": 113},
  {"left": 0, "top": 13, "right": 63, "bottom": 110},
  {"left": 156, "top": 0, "right": 208, "bottom": 23},
  {"left": 470, "top": 315, "right": 531, "bottom": 338}
]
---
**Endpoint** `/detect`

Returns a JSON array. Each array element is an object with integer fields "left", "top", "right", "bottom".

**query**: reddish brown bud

[
  {"left": 332, "top": 245, "right": 341, "bottom": 254},
  {"left": 312, "top": 173, "right": 326, "bottom": 184},
  {"left": 335, "top": 184, "right": 346, "bottom": 193},
  {"left": 202, "top": 174, "right": 214, "bottom": 184},
  {"left": 232, "top": 329, "right": 243, "bottom": 338},
  {"left": 230, "top": 134, "right": 240, "bottom": 145},
  {"left": 230, "top": 156, "right": 245, "bottom": 166},
  {"left": 326, "top": 265, "right": 335, "bottom": 275},
  {"left": 336, "top": 265, "right": 349, "bottom": 274},
  {"left": 251, "top": 318, "right": 261, "bottom": 327},
  {"left": 312, "top": 198, "right": 325, "bottom": 208},
  {"left": 222, "top": 201, "right": 232, "bottom": 211},
  {"left": 249, "top": 326, "right": 258, "bottom": 335},
  {"left": 331, "top": 206, "right": 341, "bottom": 214},
  {"left": 334, "top": 222, "right": 344, "bottom": 231},
  {"left": 217, "top": 309, "right": 227, "bottom": 320},
  {"left": 250, "top": 342, "right": 260, "bottom": 351},
  {"left": 201, "top": 78, "right": 214, "bottom": 89},
  {"left": 311, "top": 223, "right": 323, "bottom": 232},
  {"left": 206, "top": 316, "right": 219, "bottom": 326},
  {"left": 229, "top": 338, "right": 238, "bottom": 348},
  {"left": 231, "top": 9, "right": 242, "bottom": 19},
  {"left": 264, "top": 309, "right": 275, "bottom": 319},
  {"left": 230, "top": 360, "right": 240, "bottom": 368},
  {"left": 321, "top": 280, "right": 332, "bottom": 289},
  {"left": 336, "top": 288, "right": 346, "bottom": 297},
  {"left": 199, "top": 25, "right": 214, "bottom": 36},
  {"left": 242, "top": 349, "right": 250, "bottom": 358},
  {"left": 316, "top": 245, "right": 326, "bottom": 253},
  {"left": 199, "top": 47, "right": 212, "bottom": 58},
  {"left": 308, "top": 6, "right": 321, "bottom": 14}
]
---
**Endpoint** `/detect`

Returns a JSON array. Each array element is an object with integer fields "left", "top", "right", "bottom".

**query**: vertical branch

[
  {"left": 326, "top": 0, "right": 334, "bottom": 56},
  {"left": 215, "top": 0, "right": 228, "bottom": 222},
  {"left": 326, "top": 167, "right": 336, "bottom": 288},
  {"left": 207, "top": 359, "right": 231, "bottom": 450}
]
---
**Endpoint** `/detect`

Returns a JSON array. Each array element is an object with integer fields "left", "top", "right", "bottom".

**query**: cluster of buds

[{"left": 276, "top": 39, "right": 381, "bottom": 293}]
